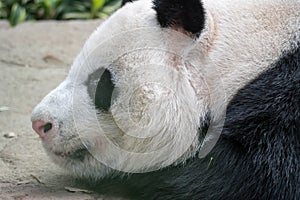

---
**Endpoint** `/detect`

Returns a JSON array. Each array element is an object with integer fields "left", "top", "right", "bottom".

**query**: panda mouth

[{"left": 53, "top": 146, "right": 90, "bottom": 161}]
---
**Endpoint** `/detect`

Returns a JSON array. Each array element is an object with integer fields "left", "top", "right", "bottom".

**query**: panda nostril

[
  {"left": 32, "top": 120, "right": 55, "bottom": 139},
  {"left": 43, "top": 123, "right": 53, "bottom": 133}
]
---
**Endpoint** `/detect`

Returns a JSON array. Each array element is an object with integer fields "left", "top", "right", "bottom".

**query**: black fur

[
  {"left": 87, "top": 68, "right": 115, "bottom": 112},
  {"left": 94, "top": 69, "right": 115, "bottom": 112},
  {"left": 89, "top": 46, "right": 300, "bottom": 199},
  {"left": 121, "top": 0, "right": 136, "bottom": 6},
  {"left": 153, "top": 0, "right": 205, "bottom": 34}
]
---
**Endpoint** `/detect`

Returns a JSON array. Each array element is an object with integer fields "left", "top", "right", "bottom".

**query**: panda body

[{"left": 31, "top": 0, "right": 300, "bottom": 199}]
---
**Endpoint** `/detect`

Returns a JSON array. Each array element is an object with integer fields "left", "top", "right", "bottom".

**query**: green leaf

[
  {"left": 0, "top": 2, "right": 5, "bottom": 18},
  {"left": 3, "top": 0, "right": 121, "bottom": 24},
  {"left": 91, "top": 0, "right": 105, "bottom": 13},
  {"left": 96, "top": 12, "right": 109, "bottom": 19},
  {"left": 9, "top": 3, "right": 27, "bottom": 26}
]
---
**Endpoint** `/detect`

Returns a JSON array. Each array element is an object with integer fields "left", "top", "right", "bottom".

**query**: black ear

[
  {"left": 153, "top": 0, "right": 205, "bottom": 34},
  {"left": 121, "top": 0, "right": 136, "bottom": 6}
]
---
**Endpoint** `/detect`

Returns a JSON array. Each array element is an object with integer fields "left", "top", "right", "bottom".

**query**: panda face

[{"left": 31, "top": 0, "right": 299, "bottom": 179}]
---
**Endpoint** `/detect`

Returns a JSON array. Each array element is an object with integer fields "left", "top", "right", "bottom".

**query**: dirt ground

[{"left": 0, "top": 19, "right": 124, "bottom": 200}]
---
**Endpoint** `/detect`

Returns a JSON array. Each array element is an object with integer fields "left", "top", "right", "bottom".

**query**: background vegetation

[{"left": 0, "top": 0, "right": 121, "bottom": 26}]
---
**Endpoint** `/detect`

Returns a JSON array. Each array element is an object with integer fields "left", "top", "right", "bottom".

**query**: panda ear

[
  {"left": 121, "top": 0, "right": 137, "bottom": 6},
  {"left": 153, "top": 0, "right": 205, "bottom": 34}
]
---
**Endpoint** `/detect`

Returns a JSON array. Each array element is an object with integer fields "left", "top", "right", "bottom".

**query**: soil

[{"left": 0, "top": 19, "right": 124, "bottom": 200}]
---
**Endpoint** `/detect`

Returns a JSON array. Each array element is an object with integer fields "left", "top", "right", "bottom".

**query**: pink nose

[{"left": 32, "top": 120, "right": 54, "bottom": 139}]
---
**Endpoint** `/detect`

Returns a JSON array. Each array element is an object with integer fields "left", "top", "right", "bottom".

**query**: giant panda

[{"left": 31, "top": 0, "right": 300, "bottom": 199}]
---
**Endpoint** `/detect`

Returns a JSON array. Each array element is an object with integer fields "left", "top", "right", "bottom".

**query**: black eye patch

[{"left": 87, "top": 68, "right": 115, "bottom": 112}]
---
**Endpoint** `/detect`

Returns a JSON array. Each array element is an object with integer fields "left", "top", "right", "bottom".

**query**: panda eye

[
  {"left": 95, "top": 69, "right": 115, "bottom": 112},
  {"left": 87, "top": 69, "right": 115, "bottom": 112}
]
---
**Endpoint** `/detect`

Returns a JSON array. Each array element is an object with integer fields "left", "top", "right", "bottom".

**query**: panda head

[{"left": 31, "top": 0, "right": 299, "bottom": 179}]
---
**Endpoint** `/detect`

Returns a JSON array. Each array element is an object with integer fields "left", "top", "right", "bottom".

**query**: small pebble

[
  {"left": 0, "top": 106, "right": 10, "bottom": 112},
  {"left": 4, "top": 132, "right": 16, "bottom": 139}
]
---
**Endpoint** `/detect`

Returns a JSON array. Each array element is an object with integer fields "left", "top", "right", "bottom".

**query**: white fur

[{"left": 31, "top": 0, "right": 300, "bottom": 178}]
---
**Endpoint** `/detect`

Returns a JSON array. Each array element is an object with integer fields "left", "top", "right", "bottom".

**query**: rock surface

[{"left": 0, "top": 19, "right": 122, "bottom": 200}]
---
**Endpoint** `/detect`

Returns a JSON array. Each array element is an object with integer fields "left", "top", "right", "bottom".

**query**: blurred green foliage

[{"left": 0, "top": 0, "right": 121, "bottom": 26}]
